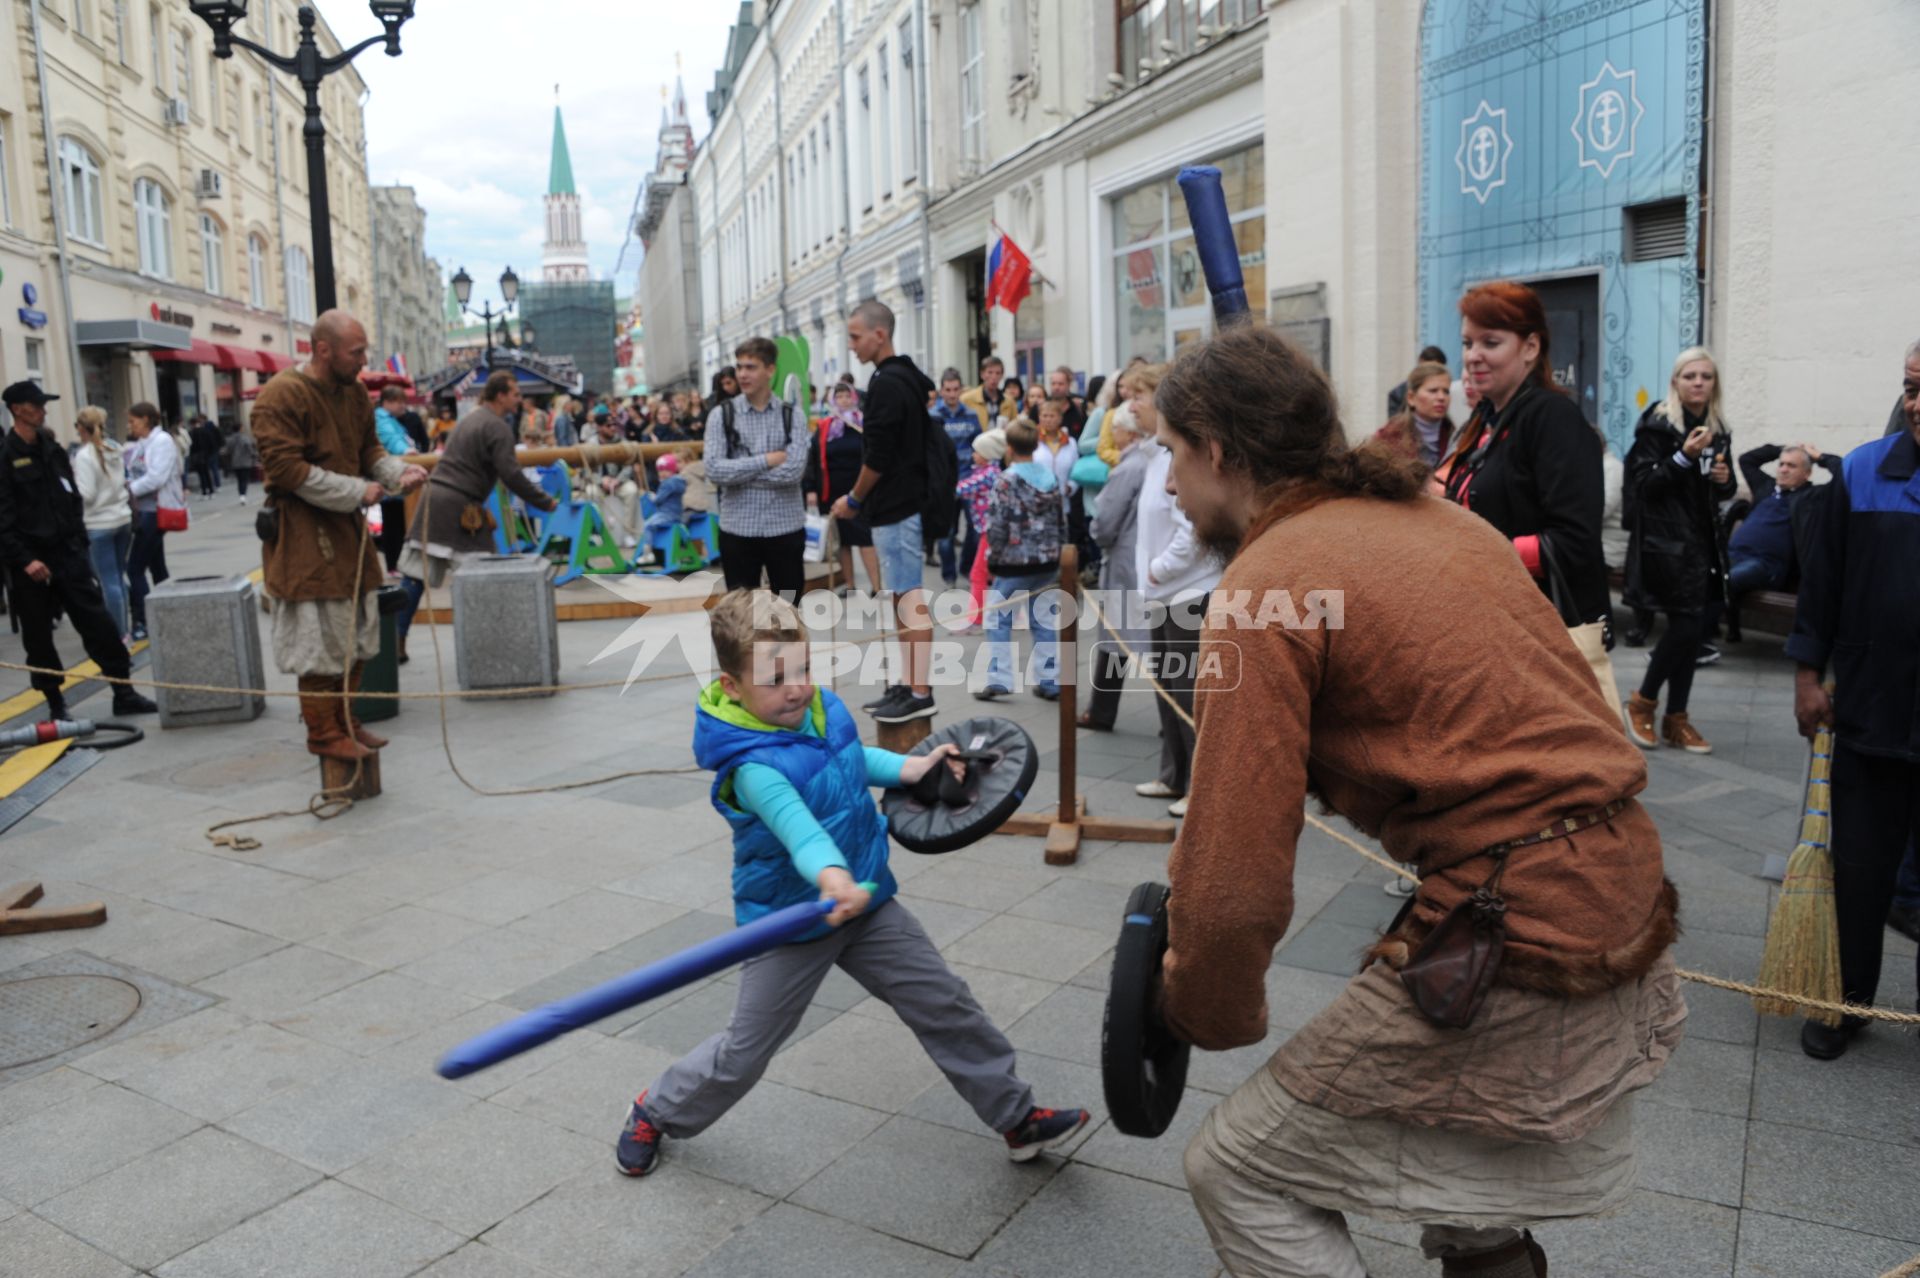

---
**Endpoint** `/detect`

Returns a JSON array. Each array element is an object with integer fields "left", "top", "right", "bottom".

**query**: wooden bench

[{"left": 1607, "top": 569, "right": 1799, "bottom": 639}]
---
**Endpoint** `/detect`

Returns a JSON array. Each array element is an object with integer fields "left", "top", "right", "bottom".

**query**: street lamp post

[
  {"left": 449, "top": 265, "right": 520, "bottom": 361},
  {"left": 191, "top": 1, "right": 416, "bottom": 314}
]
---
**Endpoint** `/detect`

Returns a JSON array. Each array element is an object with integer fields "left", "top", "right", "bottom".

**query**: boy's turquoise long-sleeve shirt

[{"left": 731, "top": 711, "right": 907, "bottom": 886}]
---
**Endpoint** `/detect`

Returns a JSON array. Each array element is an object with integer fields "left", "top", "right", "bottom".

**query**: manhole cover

[{"left": 0, "top": 975, "right": 144, "bottom": 1069}]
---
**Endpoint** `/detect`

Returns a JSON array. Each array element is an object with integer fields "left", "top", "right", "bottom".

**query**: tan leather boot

[
  {"left": 299, "top": 675, "right": 371, "bottom": 761},
  {"left": 1662, "top": 712, "right": 1712, "bottom": 755},
  {"left": 1439, "top": 1229, "right": 1547, "bottom": 1277},
  {"left": 345, "top": 663, "right": 387, "bottom": 751},
  {"left": 1624, "top": 691, "right": 1659, "bottom": 749}
]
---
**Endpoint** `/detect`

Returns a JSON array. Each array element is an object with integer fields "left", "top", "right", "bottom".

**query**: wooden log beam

[{"left": 398, "top": 440, "right": 704, "bottom": 470}]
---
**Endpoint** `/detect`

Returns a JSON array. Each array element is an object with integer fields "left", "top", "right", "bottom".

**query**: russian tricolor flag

[
  {"left": 985, "top": 229, "right": 1033, "bottom": 315},
  {"left": 386, "top": 354, "right": 408, "bottom": 378}
]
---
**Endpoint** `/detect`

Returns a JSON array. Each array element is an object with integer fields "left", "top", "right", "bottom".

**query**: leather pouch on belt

[{"left": 1399, "top": 861, "right": 1509, "bottom": 1030}]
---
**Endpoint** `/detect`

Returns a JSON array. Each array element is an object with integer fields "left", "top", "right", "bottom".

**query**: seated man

[{"left": 1728, "top": 443, "right": 1839, "bottom": 602}]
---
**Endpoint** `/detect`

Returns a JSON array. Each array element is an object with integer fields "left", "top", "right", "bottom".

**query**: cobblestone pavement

[{"left": 0, "top": 510, "right": 1913, "bottom": 1277}]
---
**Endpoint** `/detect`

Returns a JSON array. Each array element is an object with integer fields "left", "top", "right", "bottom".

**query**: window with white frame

[
  {"left": 200, "top": 214, "right": 224, "bottom": 295},
  {"left": 0, "top": 119, "right": 12, "bottom": 228},
  {"left": 811, "top": 131, "right": 824, "bottom": 249},
  {"left": 115, "top": 1, "right": 129, "bottom": 64},
  {"left": 24, "top": 338, "right": 45, "bottom": 386},
  {"left": 286, "top": 245, "right": 313, "bottom": 322},
  {"left": 135, "top": 178, "right": 174, "bottom": 278},
  {"left": 856, "top": 67, "right": 872, "bottom": 213},
  {"left": 251, "top": 90, "right": 263, "bottom": 154},
  {"left": 148, "top": 5, "right": 162, "bottom": 84},
  {"left": 248, "top": 233, "right": 267, "bottom": 307},
  {"left": 172, "top": 27, "right": 192, "bottom": 108},
  {"left": 59, "top": 137, "right": 104, "bottom": 244},
  {"left": 1109, "top": 143, "right": 1266, "bottom": 363},
  {"left": 788, "top": 154, "right": 799, "bottom": 264},
  {"left": 959, "top": 4, "right": 984, "bottom": 169},
  {"left": 877, "top": 45, "right": 894, "bottom": 200},
  {"left": 897, "top": 20, "right": 917, "bottom": 184},
  {"left": 72, "top": 0, "right": 89, "bottom": 38}
]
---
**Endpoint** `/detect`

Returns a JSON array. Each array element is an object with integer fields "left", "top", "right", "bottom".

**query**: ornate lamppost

[
  {"left": 191, "top": 2, "right": 416, "bottom": 313},
  {"left": 448, "top": 265, "right": 520, "bottom": 361}
]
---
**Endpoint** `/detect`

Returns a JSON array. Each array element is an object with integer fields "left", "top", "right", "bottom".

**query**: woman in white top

[
  {"left": 1128, "top": 365, "right": 1221, "bottom": 817},
  {"left": 71, "top": 407, "right": 135, "bottom": 638},
  {"left": 123, "top": 402, "right": 184, "bottom": 640}
]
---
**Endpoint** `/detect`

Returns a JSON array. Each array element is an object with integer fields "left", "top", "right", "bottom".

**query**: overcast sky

[{"left": 325, "top": 1, "right": 734, "bottom": 314}]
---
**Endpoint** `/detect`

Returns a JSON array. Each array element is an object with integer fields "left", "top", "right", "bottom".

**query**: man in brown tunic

[
  {"left": 252, "top": 311, "right": 426, "bottom": 760},
  {"left": 1149, "top": 326, "right": 1684, "bottom": 1278}
]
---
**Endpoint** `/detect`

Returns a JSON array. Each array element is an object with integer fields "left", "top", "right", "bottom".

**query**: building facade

[
  {"left": 635, "top": 78, "right": 701, "bottom": 393},
  {"left": 370, "top": 184, "right": 445, "bottom": 381},
  {"left": 671, "top": 0, "right": 1916, "bottom": 459},
  {"left": 1, "top": 0, "right": 374, "bottom": 436}
]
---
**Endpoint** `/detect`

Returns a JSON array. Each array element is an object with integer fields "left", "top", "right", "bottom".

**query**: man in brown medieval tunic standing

[{"left": 251, "top": 311, "right": 426, "bottom": 760}]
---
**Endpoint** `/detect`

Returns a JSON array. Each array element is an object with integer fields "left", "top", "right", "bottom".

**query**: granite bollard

[
  {"left": 452, "top": 554, "right": 559, "bottom": 697},
  {"left": 147, "top": 575, "right": 268, "bottom": 728}
]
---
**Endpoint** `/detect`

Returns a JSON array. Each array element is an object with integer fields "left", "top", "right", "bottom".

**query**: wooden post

[
  {"left": 0, "top": 881, "right": 106, "bottom": 935},
  {"left": 319, "top": 750, "right": 382, "bottom": 800},
  {"left": 997, "top": 547, "right": 1177, "bottom": 864},
  {"left": 875, "top": 716, "right": 932, "bottom": 755}
]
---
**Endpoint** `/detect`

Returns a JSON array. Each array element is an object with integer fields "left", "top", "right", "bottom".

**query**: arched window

[
  {"left": 199, "top": 214, "right": 224, "bottom": 295},
  {"left": 134, "top": 177, "right": 173, "bottom": 278},
  {"left": 58, "top": 137, "right": 104, "bottom": 244},
  {"left": 247, "top": 233, "right": 267, "bottom": 308},
  {"left": 285, "top": 245, "right": 313, "bottom": 322}
]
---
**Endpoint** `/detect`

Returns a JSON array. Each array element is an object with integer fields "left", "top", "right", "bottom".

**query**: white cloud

[{"left": 327, "top": 0, "right": 732, "bottom": 310}]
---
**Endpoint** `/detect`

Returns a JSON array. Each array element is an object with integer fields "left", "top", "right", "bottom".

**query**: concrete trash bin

[
  {"left": 452, "top": 555, "right": 558, "bottom": 697},
  {"left": 148, "top": 575, "right": 267, "bottom": 728}
]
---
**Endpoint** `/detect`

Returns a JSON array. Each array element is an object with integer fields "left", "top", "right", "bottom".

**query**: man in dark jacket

[
  {"left": 832, "top": 299, "right": 937, "bottom": 724},
  {"left": 1786, "top": 340, "right": 1920, "bottom": 1059},
  {"left": 0, "top": 382, "right": 156, "bottom": 722},
  {"left": 1729, "top": 443, "right": 1838, "bottom": 597}
]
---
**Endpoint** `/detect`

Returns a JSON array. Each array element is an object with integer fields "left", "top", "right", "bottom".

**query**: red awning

[
  {"left": 150, "top": 338, "right": 224, "bottom": 366},
  {"left": 257, "top": 351, "right": 296, "bottom": 373},
  {"left": 216, "top": 345, "right": 272, "bottom": 372}
]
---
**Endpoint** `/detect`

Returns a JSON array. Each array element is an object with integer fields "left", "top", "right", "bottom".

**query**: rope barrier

[{"left": 1076, "top": 592, "right": 1920, "bottom": 1028}]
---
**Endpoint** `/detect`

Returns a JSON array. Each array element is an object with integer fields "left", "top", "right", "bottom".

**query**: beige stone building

[
  {"left": 370, "top": 183, "right": 444, "bottom": 383},
  {"left": 0, "top": 0, "right": 372, "bottom": 437}
]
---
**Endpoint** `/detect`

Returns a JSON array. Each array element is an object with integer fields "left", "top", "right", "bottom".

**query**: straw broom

[{"left": 1753, "top": 721, "right": 1843, "bottom": 1026}]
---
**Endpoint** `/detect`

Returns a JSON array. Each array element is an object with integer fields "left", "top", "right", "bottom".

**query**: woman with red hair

[{"left": 1443, "top": 281, "right": 1619, "bottom": 718}]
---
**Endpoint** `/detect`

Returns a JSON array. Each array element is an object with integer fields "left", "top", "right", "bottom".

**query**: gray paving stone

[
  {"left": 663, "top": 1079, "right": 890, "bottom": 1198},
  {"left": 971, "top": 1163, "right": 1218, "bottom": 1278},
  {"left": 893, "top": 894, "right": 997, "bottom": 949},
  {"left": 0, "top": 1213, "right": 133, "bottom": 1278},
  {"left": 1644, "top": 1034, "right": 1755, "bottom": 1118},
  {"left": 1272, "top": 914, "right": 1383, "bottom": 978},
  {"left": 196, "top": 944, "right": 381, "bottom": 1020},
  {"left": 603, "top": 848, "right": 734, "bottom": 909},
  {"left": 340, "top": 1101, "right": 603, "bottom": 1235},
  {"left": 765, "top": 1008, "right": 947, "bottom": 1110},
  {"left": 480, "top": 1165, "right": 772, "bottom": 1278},
  {"left": 1751, "top": 1045, "right": 1920, "bottom": 1145},
  {"left": 0, "top": 1066, "right": 103, "bottom": 1130},
  {"left": 1531, "top": 1188, "right": 1739, "bottom": 1277},
  {"left": 621, "top": 979, "right": 753, "bottom": 1057},
  {"left": 1631, "top": 1098, "right": 1749, "bottom": 1208},
  {"left": 1676, "top": 977, "right": 1761, "bottom": 1047},
  {"left": 414, "top": 1243, "right": 558, "bottom": 1277},
  {"left": 205, "top": 879, "right": 397, "bottom": 945},
  {"left": 1005, "top": 983, "right": 1108, "bottom": 1068},
  {"left": 905, "top": 859, "right": 1062, "bottom": 915},
  {"left": 508, "top": 888, "right": 689, "bottom": 952},
  {"left": 332, "top": 849, "right": 502, "bottom": 902},
  {"left": 101, "top": 919, "right": 286, "bottom": 986},
  {"left": 602, "top": 908, "right": 738, "bottom": 968},
  {"left": 0, "top": 1083, "right": 200, "bottom": 1206},
  {"left": 272, "top": 971, "right": 483, "bottom": 1057},
  {"left": 1743, "top": 1120, "right": 1920, "bottom": 1243},
  {"left": 1073, "top": 1084, "right": 1212, "bottom": 1188},
  {"left": 64, "top": 1006, "right": 252, "bottom": 1085},
  {"left": 682, "top": 1202, "right": 961, "bottom": 1278},
  {"left": 1066, "top": 948, "right": 1113, "bottom": 991},
  {"left": 1732, "top": 1209, "right": 1919, "bottom": 1277},
  {"left": 943, "top": 913, "right": 1112, "bottom": 982},
  {"left": 398, "top": 928, "right": 598, "bottom": 1002},
  {"left": 491, "top": 1034, "right": 678, "bottom": 1139},
  {"left": 154, "top": 1179, "right": 463, "bottom": 1278},
  {"left": 220, "top": 1056, "right": 473, "bottom": 1174},
  {"left": 1007, "top": 875, "right": 1135, "bottom": 928},
  {"left": 308, "top": 905, "right": 491, "bottom": 969},
  {"left": 420, "top": 869, "right": 584, "bottom": 926},
  {"left": 849, "top": 961, "right": 1059, "bottom": 1029},
  {"left": 374, "top": 999, "right": 592, "bottom": 1098},
  {"left": 35, "top": 1128, "right": 319, "bottom": 1271},
  {"left": 1067, "top": 840, "right": 1178, "bottom": 888},
  {"left": 790, "top": 1116, "right": 1056, "bottom": 1257},
  {"left": 117, "top": 1021, "right": 358, "bottom": 1122},
  {"left": 901, "top": 1032, "right": 1105, "bottom": 1147}
]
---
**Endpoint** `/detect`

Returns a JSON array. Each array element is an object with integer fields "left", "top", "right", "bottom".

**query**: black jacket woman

[
  {"left": 1621, "top": 347, "right": 1734, "bottom": 754},
  {"left": 1442, "top": 281, "right": 1620, "bottom": 722}
]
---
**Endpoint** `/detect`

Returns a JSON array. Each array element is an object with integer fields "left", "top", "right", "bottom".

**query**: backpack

[
  {"left": 921, "top": 407, "right": 957, "bottom": 535},
  {"left": 719, "top": 398, "right": 795, "bottom": 458}
]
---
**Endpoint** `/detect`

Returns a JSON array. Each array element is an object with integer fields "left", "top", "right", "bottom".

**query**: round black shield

[
  {"left": 881, "top": 716, "right": 1039, "bottom": 854},
  {"left": 1101, "top": 881, "right": 1191, "bottom": 1138}
]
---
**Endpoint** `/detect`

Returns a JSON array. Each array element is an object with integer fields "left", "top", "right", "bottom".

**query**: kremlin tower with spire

[{"left": 542, "top": 96, "right": 590, "bottom": 283}]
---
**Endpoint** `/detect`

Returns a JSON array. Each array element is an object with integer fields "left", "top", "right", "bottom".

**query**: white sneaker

[
  {"left": 238, "top": 495, "right": 249, "bottom": 505},
  {"left": 1135, "top": 780, "right": 1180, "bottom": 799},
  {"left": 1168, "top": 797, "right": 1188, "bottom": 817},
  {"left": 1383, "top": 873, "right": 1418, "bottom": 898}
]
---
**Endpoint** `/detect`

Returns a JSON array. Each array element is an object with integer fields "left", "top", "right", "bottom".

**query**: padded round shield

[
  {"left": 1101, "top": 881, "right": 1191, "bottom": 1138},
  {"left": 881, "top": 716, "right": 1039, "bottom": 854}
]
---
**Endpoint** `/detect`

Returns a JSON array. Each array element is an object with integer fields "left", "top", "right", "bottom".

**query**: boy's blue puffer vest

[{"left": 692, "top": 683, "right": 897, "bottom": 943}]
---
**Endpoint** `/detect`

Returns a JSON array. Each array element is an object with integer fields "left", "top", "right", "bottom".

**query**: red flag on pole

[{"left": 987, "top": 229, "right": 1033, "bottom": 315}]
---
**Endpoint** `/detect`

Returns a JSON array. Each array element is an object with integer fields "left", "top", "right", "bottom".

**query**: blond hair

[
  {"left": 1003, "top": 417, "right": 1040, "bottom": 456},
  {"left": 1128, "top": 362, "right": 1167, "bottom": 397},
  {"left": 74, "top": 405, "right": 110, "bottom": 471},
  {"left": 1653, "top": 346, "right": 1726, "bottom": 437},
  {"left": 709, "top": 589, "right": 806, "bottom": 680}
]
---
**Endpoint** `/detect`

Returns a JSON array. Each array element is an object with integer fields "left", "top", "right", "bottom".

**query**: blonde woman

[
  {"left": 1622, "top": 347, "right": 1734, "bottom": 754},
  {"left": 72, "top": 407, "right": 134, "bottom": 637}
]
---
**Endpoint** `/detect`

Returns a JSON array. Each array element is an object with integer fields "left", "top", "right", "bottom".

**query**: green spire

[{"left": 548, "top": 104, "right": 576, "bottom": 197}]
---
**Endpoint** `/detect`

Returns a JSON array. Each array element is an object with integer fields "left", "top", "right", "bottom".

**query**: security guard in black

[{"left": 0, "top": 381, "right": 154, "bottom": 721}]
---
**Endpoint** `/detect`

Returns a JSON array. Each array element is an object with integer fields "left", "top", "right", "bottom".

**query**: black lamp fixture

[
  {"left": 518, "top": 321, "right": 536, "bottom": 353},
  {"left": 193, "top": 2, "right": 417, "bottom": 313},
  {"left": 450, "top": 266, "right": 521, "bottom": 357}
]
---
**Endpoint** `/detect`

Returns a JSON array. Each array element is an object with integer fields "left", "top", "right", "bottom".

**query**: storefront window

[{"left": 1108, "top": 142, "right": 1264, "bottom": 365}]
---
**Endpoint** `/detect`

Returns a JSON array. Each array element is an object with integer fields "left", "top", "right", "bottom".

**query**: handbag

[
  {"left": 156, "top": 505, "right": 190, "bottom": 533},
  {"left": 1538, "top": 535, "right": 1624, "bottom": 721}
]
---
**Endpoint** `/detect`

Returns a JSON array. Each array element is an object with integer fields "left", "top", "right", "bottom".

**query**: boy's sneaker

[
  {"left": 615, "top": 1093, "right": 663, "bottom": 1177},
  {"left": 974, "top": 685, "right": 1011, "bottom": 701},
  {"left": 862, "top": 683, "right": 907, "bottom": 712},
  {"left": 873, "top": 690, "right": 936, "bottom": 723},
  {"left": 1004, "top": 1105, "right": 1090, "bottom": 1162}
]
